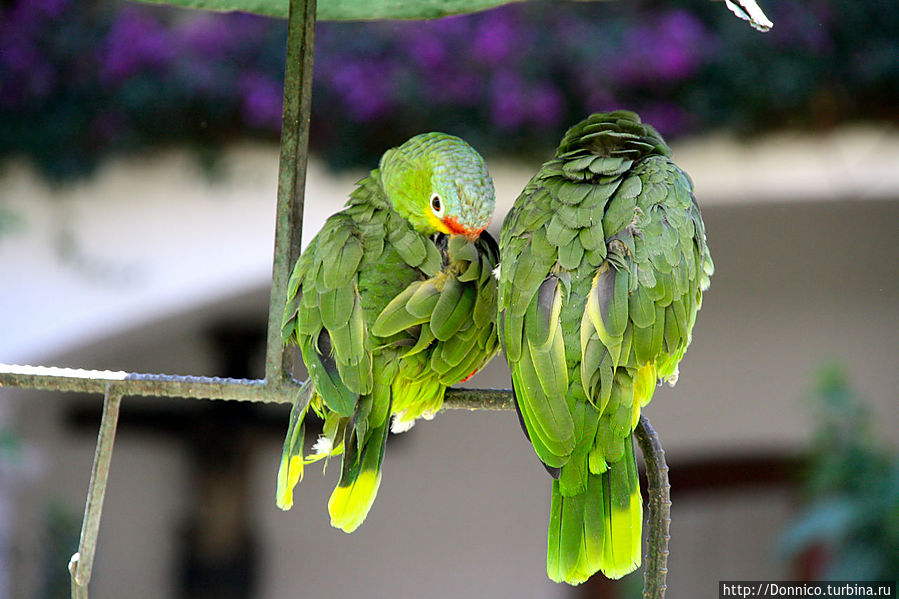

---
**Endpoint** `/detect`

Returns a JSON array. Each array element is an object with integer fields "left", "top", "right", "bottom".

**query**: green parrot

[
  {"left": 276, "top": 132, "right": 500, "bottom": 533},
  {"left": 498, "top": 111, "right": 713, "bottom": 584}
]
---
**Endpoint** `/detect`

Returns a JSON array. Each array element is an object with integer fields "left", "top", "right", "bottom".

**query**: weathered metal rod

[
  {"left": 0, "top": 364, "right": 286, "bottom": 402},
  {"left": 67, "top": 385, "right": 123, "bottom": 599},
  {"left": 264, "top": 0, "right": 317, "bottom": 386},
  {"left": 0, "top": 362, "right": 513, "bottom": 408}
]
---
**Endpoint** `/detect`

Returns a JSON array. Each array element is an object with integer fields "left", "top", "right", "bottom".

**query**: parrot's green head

[{"left": 379, "top": 132, "right": 495, "bottom": 239}]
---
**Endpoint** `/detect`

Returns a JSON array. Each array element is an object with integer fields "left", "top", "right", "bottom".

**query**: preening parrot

[
  {"left": 277, "top": 133, "right": 500, "bottom": 532},
  {"left": 498, "top": 111, "right": 713, "bottom": 584}
]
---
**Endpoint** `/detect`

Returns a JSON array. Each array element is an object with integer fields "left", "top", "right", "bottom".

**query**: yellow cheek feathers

[{"left": 426, "top": 211, "right": 452, "bottom": 235}]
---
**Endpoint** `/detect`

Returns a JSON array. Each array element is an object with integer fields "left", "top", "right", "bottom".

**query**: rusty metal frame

[{"left": 0, "top": 0, "right": 671, "bottom": 596}]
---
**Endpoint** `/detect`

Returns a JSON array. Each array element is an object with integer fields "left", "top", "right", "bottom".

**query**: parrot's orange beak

[
  {"left": 442, "top": 216, "right": 486, "bottom": 240},
  {"left": 441, "top": 216, "right": 467, "bottom": 236}
]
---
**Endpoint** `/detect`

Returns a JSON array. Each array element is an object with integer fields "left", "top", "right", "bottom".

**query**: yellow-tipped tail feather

[
  {"left": 547, "top": 453, "right": 643, "bottom": 584},
  {"left": 599, "top": 474, "right": 642, "bottom": 580},
  {"left": 328, "top": 405, "right": 391, "bottom": 533},
  {"left": 276, "top": 454, "right": 304, "bottom": 511},
  {"left": 276, "top": 382, "right": 314, "bottom": 511},
  {"left": 328, "top": 469, "right": 382, "bottom": 533}
]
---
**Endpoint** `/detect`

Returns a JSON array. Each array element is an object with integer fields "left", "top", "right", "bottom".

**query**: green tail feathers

[
  {"left": 275, "top": 382, "right": 391, "bottom": 534},
  {"left": 547, "top": 438, "right": 642, "bottom": 584},
  {"left": 276, "top": 381, "right": 314, "bottom": 511},
  {"left": 328, "top": 409, "right": 391, "bottom": 533}
]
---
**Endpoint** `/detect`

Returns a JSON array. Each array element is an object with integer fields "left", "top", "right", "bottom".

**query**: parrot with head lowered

[
  {"left": 498, "top": 111, "right": 713, "bottom": 584},
  {"left": 276, "top": 133, "right": 499, "bottom": 533}
]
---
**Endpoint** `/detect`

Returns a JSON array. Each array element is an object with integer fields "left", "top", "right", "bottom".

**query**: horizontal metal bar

[
  {"left": 0, "top": 363, "right": 513, "bottom": 409},
  {"left": 0, "top": 363, "right": 283, "bottom": 402}
]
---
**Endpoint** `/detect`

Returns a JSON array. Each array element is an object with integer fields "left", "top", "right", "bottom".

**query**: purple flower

[
  {"left": 584, "top": 90, "right": 619, "bottom": 114},
  {"left": 659, "top": 10, "right": 707, "bottom": 48},
  {"left": 0, "top": 30, "right": 56, "bottom": 104},
  {"left": 329, "top": 60, "right": 395, "bottom": 122},
  {"left": 239, "top": 72, "right": 283, "bottom": 130},
  {"left": 407, "top": 31, "right": 446, "bottom": 70},
  {"left": 100, "top": 8, "right": 175, "bottom": 83},
  {"left": 611, "top": 10, "right": 708, "bottom": 86},
  {"left": 472, "top": 9, "right": 519, "bottom": 66},
  {"left": 528, "top": 84, "right": 564, "bottom": 127},
  {"left": 654, "top": 40, "right": 695, "bottom": 81},
  {"left": 638, "top": 102, "right": 689, "bottom": 137},
  {"left": 425, "top": 67, "right": 481, "bottom": 106},
  {"left": 176, "top": 16, "right": 236, "bottom": 58},
  {"left": 489, "top": 70, "right": 528, "bottom": 130}
]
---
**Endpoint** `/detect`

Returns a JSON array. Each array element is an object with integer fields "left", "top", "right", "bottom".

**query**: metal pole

[
  {"left": 68, "top": 385, "right": 123, "bottom": 599},
  {"left": 264, "top": 0, "right": 317, "bottom": 387}
]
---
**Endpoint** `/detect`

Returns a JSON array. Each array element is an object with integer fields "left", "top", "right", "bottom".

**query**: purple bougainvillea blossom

[
  {"left": 176, "top": 16, "right": 238, "bottom": 59},
  {"left": 428, "top": 69, "right": 481, "bottom": 106},
  {"left": 529, "top": 84, "right": 565, "bottom": 127},
  {"left": 490, "top": 70, "right": 529, "bottom": 130},
  {"left": 609, "top": 10, "right": 710, "bottom": 86},
  {"left": 473, "top": 10, "right": 520, "bottom": 66},
  {"left": 638, "top": 101, "right": 690, "bottom": 137},
  {"left": 239, "top": 72, "right": 283, "bottom": 131},
  {"left": 101, "top": 8, "right": 176, "bottom": 83},
  {"left": 3, "top": 0, "right": 894, "bottom": 180},
  {"left": 329, "top": 60, "right": 396, "bottom": 122},
  {"left": 406, "top": 31, "right": 447, "bottom": 70}
]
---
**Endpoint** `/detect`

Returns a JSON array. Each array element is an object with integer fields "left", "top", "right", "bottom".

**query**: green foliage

[
  {"left": 137, "top": 0, "right": 523, "bottom": 20},
  {"left": 780, "top": 365, "right": 899, "bottom": 579}
]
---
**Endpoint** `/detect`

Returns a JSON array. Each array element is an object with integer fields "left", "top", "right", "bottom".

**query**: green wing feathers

[
  {"left": 500, "top": 111, "right": 712, "bottom": 584},
  {"left": 377, "top": 232, "right": 501, "bottom": 430},
  {"left": 283, "top": 214, "right": 369, "bottom": 417}
]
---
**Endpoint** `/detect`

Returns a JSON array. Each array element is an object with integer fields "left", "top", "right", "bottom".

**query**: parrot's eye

[{"left": 430, "top": 194, "right": 444, "bottom": 217}]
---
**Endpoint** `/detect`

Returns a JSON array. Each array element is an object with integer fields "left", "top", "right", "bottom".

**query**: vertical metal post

[
  {"left": 68, "top": 385, "right": 123, "bottom": 599},
  {"left": 635, "top": 415, "right": 671, "bottom": 599},
  {"left": 264, "top": 0, "right": 317, "bottom": 386}
]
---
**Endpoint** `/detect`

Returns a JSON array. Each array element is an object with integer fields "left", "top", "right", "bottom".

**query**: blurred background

[{"left": 1, "top": 0, "right": 897, "bottom": 597}]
